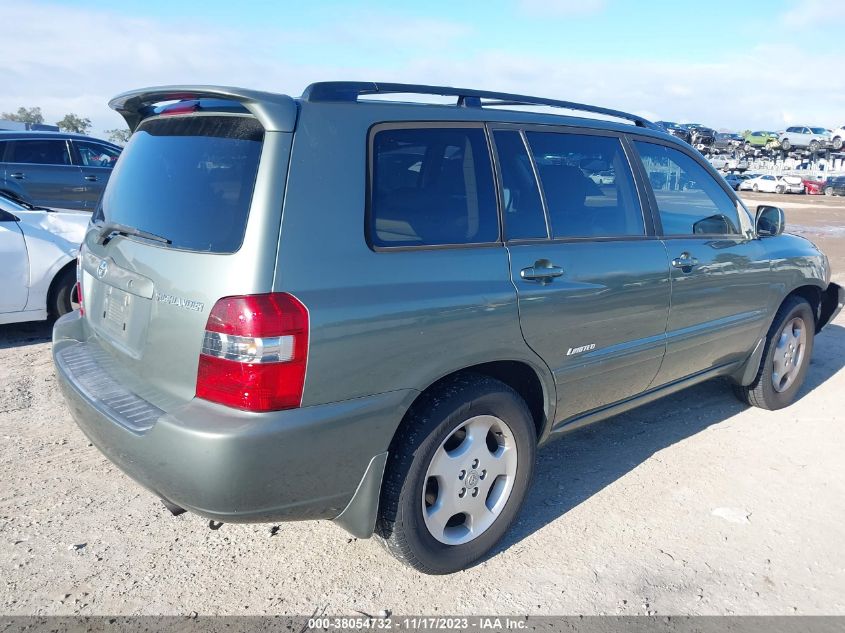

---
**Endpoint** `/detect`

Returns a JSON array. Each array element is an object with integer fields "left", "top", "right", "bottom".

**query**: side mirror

[{"left": 756, "top": 205, "right": 785, "bottom": 237}]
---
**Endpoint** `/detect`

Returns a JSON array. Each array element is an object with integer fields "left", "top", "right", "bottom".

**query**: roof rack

[{"left": 301, "top": 81, "right": 660, "bottom": 130}]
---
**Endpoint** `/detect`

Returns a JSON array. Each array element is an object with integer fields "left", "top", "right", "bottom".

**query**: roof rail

[{"left": 301, "top": 81, "right": 660, "bottom": 130}]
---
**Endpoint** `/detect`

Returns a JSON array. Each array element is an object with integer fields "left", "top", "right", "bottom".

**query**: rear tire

[
  {"left": 377, "top": 374, "right": 536, "bottom": 574},
  {"left": 808, "top": 140, "right": 820, "bottom": 153},
  {"left": 733, "top": 296, "right": 814, "bottom": 410},
  {"left": 753, "top": 183, "right": 759, "bottom": 192},
  {"left": 48, "top": 267, "right": 76, "bottom": 319},
  {"left": 834, "top": 136, "right": 843, "bottom": 151},
  {"left": 825, "top": 187, "right": 834, "bottom": 196}
]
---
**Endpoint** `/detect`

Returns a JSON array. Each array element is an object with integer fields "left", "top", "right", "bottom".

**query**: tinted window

[
  {"left": 9, "top": 139, "right": 71, "bottom": 165},
  {"left": 524, "top": 132, "right": 644, "bottom": 238},
  {"left": 492, "top": 131, "right": 547, "bottom": 240},
  {"left": 370, "top": 127, "right": 498, "bottom": 247},
  {"left": 94, "top": 115, "right": 263, "bottom": 253},
  {"left": 75, "top": 141, "right": 121, "bottom": 168},
  {"left": 635, "top": 141, "right": 741, "bottom": 236}
]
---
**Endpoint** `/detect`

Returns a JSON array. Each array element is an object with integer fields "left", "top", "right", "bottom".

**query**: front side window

[
  {"left": 370, "top": 127, "right": 498, "bottom": 247},
  {"left": 524, "top": 132, "right": 644, "bottom": 238},
  {"left": 9, "top": 139, "right": 71, "bottom": 165},
  {"left": 635, "top": 141, "right": 741, "bottom": 236},
  {"left": 76, "top": 141, "right": 121, "bottom": 168}
]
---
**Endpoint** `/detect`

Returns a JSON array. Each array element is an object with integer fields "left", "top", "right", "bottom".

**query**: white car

[
  {"left": 0, "top": 194, "right": 89, "bottom": 325},
  {"left": 738, "top": 174, "right": 804, "bottom": 194}
]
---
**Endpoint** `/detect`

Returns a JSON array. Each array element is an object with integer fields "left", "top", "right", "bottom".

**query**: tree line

[{"left": 1, "top": 106, "right": 131, "bottom": 144}]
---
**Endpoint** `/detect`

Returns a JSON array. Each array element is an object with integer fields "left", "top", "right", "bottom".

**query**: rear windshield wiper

[{"left": 95, "top": 221, "right": 172, "bottom": 246}]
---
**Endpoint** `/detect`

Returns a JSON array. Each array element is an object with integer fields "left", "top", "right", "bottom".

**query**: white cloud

[
  {"left": 519, "top": 0, "right": 607, "bottom": 17},
  {"left": 1, "top": 2, "right": 843, "bottom": 138},
  {"left": 780, "top": 0, "right": 845, "bottom": 27}
]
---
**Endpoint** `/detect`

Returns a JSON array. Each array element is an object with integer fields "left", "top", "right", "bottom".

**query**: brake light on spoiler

[{"left": 196, "top": 293, "right": 309, "bottom": 412}]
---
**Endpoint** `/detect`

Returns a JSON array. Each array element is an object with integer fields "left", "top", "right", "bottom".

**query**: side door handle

[
  {"left": 521, "top": 259, "right": 564, "bottom": 283},
  {"left": 84, "top": 175, "right": 98, "bottom": 182},
  {"left": 9, "top": 172, "right": 25, "bottom": 180},
  {"left": 671, "top": 252, "right": 699, "bottom": 273}
]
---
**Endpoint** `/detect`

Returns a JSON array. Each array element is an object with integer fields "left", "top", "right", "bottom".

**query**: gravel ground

[{"left": 1, "top": 195, "right": 844, "bottom": 617}]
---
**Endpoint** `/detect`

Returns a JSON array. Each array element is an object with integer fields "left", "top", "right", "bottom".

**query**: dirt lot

[{"left": 1, "top": 194, "right": 844, "bottom": 616}]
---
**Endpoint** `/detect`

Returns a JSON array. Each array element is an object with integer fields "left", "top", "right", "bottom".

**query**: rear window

[
  {"left": 94, "top": 115, "right": 264, "bottom": 253},
  {"left": 369, "top": 126, "right": 498, "bottom": 248}
]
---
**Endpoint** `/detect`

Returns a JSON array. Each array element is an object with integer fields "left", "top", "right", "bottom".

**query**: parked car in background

[
  {"left": 713, "top": 132, "right": 743, "bottom": 151},
  {"left": 743, "top": 131, "right": 780, "bottom": 151},
  {"left": 684, "top": 123, "right": 716, "bottom": 148},
  {"left": 830, "top": 126, "right": 845, "bottom": 151},
  {"left": 709, "top": 155, "right": 748, "bottom": 172},
  {"left": 724, "top": 173, "right": 751, "bottom": 190},
  {"left": 0, "top": 192, "right": 87, "bottom": 324},
  {"left": 778, "top": 127, "right": 831, "bottom": 152},
  {"left": 656, "top": 121, "right": 692, "bottom": 144},
  {"left": 823, "top": 176, "right": 845, "bottom": 196},
  {"left": 739, "top": 174, "right": 804, "bottom": 194},
  {"left": 802, "top": 178, "right": 825, "bottom": 195},
  {"left": 51, "top": 81, "right": 842, "bottom": 574},
  {"left": 0, "top": 131, "right": 122, "bottom": 211}
]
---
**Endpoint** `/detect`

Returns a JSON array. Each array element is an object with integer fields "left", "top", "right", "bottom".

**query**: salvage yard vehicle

[
  {"left": 802, "top": 177, "right": 825, "bottom": 195},
  {"left": 0, "top": 192, "right": 87, "bottom": 324},
  {"left": 739, "top": 174, "right": 804, "bottom": 194},
  {"left": 656, "top": 121, "right": 692, "bottom": 144},
  {"left": 831, "top": 125, "right": 845, "bottom": 151},
  {"left": 778, "top": 126, "right": 831, "bottom": 152},
  {"left": 744, "top": 131, "right": 780, "bottom": 151},
  {"left": 0, "top": 131, "right": 122, "bottom": 211},
  {"left": 52, "top": 82, "right": 844, "bottom": 575},
  {"left": 713, "top": 132, "right": 742, "bottom": 152},
  {"left": 683, "top": 123, "right": 716, "bottom": 148},
  {"left": 824, "top": 176, "right": 845, "bottom": 196},
  {"left": 723, "top": 173, "right": 750, "bottom": 190}
]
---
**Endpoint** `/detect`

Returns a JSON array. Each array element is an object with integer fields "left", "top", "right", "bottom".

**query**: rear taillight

[
  {"left": 75, "top": 254, "right": 84, "bottom": 316},
  {"left": 196, "top": 293, "right": 309, "bottom": 412}
]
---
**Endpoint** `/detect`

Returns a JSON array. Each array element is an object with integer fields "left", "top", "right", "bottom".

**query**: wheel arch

[{"left": 396, "top": 359, "right": 555, "bottom": 445}]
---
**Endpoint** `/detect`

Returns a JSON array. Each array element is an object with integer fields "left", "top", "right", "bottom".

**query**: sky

[{"left": 1, "top": 0, "right": 842, "bottom": 138}]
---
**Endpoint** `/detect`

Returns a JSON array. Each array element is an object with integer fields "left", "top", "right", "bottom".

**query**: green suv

[
  {"left": 52, "top": 82, "right": 843, "bottom": 574},
  {"left": 743, "top": 130, "right": 780, "bottom": 151}
]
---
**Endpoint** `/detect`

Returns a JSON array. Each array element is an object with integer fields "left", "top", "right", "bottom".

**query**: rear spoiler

[{"left": 108, "top": 85, "right": 298, "bottom": 132}]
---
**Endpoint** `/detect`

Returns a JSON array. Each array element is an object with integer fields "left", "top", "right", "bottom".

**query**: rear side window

[
  {"left": 524, "top": 132, "right": 645, "bottom": 238},
  {"left": 634, "top": 141, "right": 740, "bottom": 236},
  {"left": 9, "top": 139, "right": 71, "bottom": 165},
  {"left": 95, "top": 115, "right": 263, "bottom": 253},
  {"left": 370, "top": 126, "right": 498, "bottom": 247},
  {"left": 75, "top": 141, "right": 121, "bottom": 168}
]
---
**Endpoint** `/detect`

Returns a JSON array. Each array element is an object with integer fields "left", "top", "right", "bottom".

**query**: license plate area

[{"left": 102, "top": 285, "right": 133, "bottom": 336}]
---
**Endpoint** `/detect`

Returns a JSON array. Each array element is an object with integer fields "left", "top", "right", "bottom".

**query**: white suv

[
  {"left": 779, "top": 126, "right": 831, "bottom": 152},
  {"left": 831, "top": 126, "right": 845, "bottom": 151}
]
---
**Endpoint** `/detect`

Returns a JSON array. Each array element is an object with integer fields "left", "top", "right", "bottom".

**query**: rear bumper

[{"left": 53, "top": 311, "right": 414, "bottom": 531}]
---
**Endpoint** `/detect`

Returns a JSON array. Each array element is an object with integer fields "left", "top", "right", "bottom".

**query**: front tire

[
  {"left": 377, "top": 374, "right": 537, "bottom": 574},
  {"left": 733, "top": 296, "right": 814, "bottom": 410},
  {"left": 834, "top": 136, "right": 843, "bottom": 151},
  {"left": 781, "top": 139, "right": 791, "bottom": 151}
]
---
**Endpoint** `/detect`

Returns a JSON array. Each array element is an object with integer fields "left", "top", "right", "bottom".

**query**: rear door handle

[
  {"left": 84, "top": 175, "right": 98, "bottom": 182},
  {"left": 672, "top": 252, "right": 699, "bottom": 272},
  {"left": 521, "top": 260, "right": 564, "bottom": 283},
  {"left": 9, "top": 172, "right": 25, "bottom": 180}
]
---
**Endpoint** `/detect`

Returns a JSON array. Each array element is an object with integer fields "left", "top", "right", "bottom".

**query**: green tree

[
  {"left": 105, "top": 128, "right": 131, "bottom": 144},
  {"left": 1, "top": 106, "right": 44, "bottom": 124},
  {"left": 56, "top": 113, "right": 92, "bottom": 135}
]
